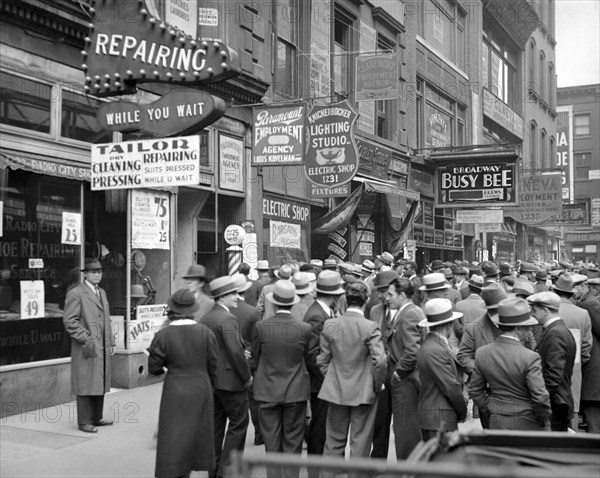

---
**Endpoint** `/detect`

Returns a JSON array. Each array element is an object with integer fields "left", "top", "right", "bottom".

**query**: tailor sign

[
  {"left": 97, "top": 90, "right": 225, "bottom": 136},
  {"left": 304, "top": 100, "right": 359, "bottom": 189},
  {"left": 435, "top": 156, "right": 517, "bottom": 208},
  {"left": 82, "top": 0, "right": 240, "bottom": 97}
]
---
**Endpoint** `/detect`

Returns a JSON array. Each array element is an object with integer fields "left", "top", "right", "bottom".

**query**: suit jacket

[
  {"left": 200, "top": 304, "right": 251, "bottom": 391},
  {"left": 455, "top": 295, "right": 486, "bottom": 341},
  {"left": 470, "top": 336, "right": 550, "bottom": 425},
  {"left": 581, "top": 291, "right": 600, "bottom": 401},
  {"left": 257, "top": 280, "right": 279, "bottom": 319},
  {"left": 369, "top": 302, "right": 387, "bottom": 331},
  {"left": 193, "top": 291, "right": 214, "bottom": 322},
  {"left": 245, "top": 275, "right": 270, "bottom": 306},
  {"left": 291, "top": 294, "right": 315, "bottom": 322},
  {"left": 535, "top": 281, "right": 549, "bottom": 293},
  {"left": 63, "top": 283, "right": 114, "bottom": 395},
  {"left": 457, "top": 313, "right": 501, "bottom": 376},
  {"left": 231, "top": 299, "right": 260, "bottom": 348},
  {"left": 317, "top": 309, "right": 386, "bottom": 406},
  {"left": 251, "top": 311, "right": 312, "bottom": 403},
  {"left": 417, "top": 334, "right": 467, "bottom": 431},
  {"left": 536, "top": 319, "right": 577, "bottom": 417},
  {"left": 387, "top": 302, "right": 424, "bottom": 381},
  {"left": 303, "top": 300, "right": 331, "bottom": 393}
]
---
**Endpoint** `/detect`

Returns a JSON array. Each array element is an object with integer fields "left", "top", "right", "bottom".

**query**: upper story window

[
  {"left": 540, "top": 129, "right": 547, "bottom": 169},
  {"left": 419, "top": 0, "right": 466, "bottom": 70},
  {"left": 530, "top": 121, "right": 537, "bottom": 169},
  {"left": 574, "top": 114, "right": 591, "bottom": 136},
  {"left": 375, "top": 34, "right": 397, "bottom": 141},
  {"left": 482, "top": 38, "right": 520, "bottom": 113},
  {"left": 539, "top": 51, "right": 546, "bottom": 101},
  {"left": 529, "top": 39, "right": 536, "bottom": 87},
  {"left": 548, "top": 62, "right": 555, "bottom": 108},
  {"left": 273, "top": 0, "right": 299, "bottom": 98},
  {"left": 333, "top": 8, "right": 355, "bottom": 97},
  {"left": 60, "top": 89, "right": 111, "bottom": 143}
]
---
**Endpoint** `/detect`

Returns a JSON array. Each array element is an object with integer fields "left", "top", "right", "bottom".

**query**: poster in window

[
  {"left": 20, "top": 280, "right": 45, "bottom": 319},
  {"left": 425, "top": 105, "right": 452, "bottom": 148},
  {"left": 61, "top": 212, "right": 82, "bottom": 245},
  {"left": 423, "top": 201, "right": 434, "bottom": 227},
  {"left": 219, "top": 134, "right": 244, "bottom": 192},
  {"left": 131, "top": 190, "right": 170, "bottom": 250}
]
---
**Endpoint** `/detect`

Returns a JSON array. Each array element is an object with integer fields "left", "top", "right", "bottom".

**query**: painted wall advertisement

[
  {"left": 91, "top": 136, "right": 200, "bottom": 190},
  {"left": 131, "top": 190, "right": 170, "bottom": 250},
  {"left": 505, "top": 172, "right": 562, "bottom": 224},
  {"left": 356, "top": 53, "right": 398, "bottom": 101},
  {"left": 252, "top": 105, "right": 305, "bottom": 166},
  {"left": 305, "top": 100, "right": 359, "bottom": 196},
  {"left": 426, "top": 105, "right": 452, "bottom": 148},
  {"left": 435, "top": 156, "right": 517, "bottom": 208},
  {"left": 219, "top": 134, "right": 244, "bottom": 192}
]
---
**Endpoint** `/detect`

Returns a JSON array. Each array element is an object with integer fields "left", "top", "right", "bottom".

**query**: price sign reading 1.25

[{"left": 20, "top": 280, "right": 45, "bottom": 319}]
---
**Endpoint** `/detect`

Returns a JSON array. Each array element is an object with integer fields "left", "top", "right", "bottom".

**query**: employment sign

[
  {"left": 252, "top": 105, "right": 304, "bottom": 166},
  {"left": 91, "top": 136, "right": 200, "bottom": 190},
  {"left": 505, "top": 172, "right": 562, "bottom": 224},
  {"left": 305, "top": 100, "right": 359, "bottom": 188}
]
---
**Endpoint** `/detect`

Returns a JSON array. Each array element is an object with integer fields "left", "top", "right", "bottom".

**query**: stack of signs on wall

[
  {"left": 305, "top": 100, "right": 359, "bottom": 198},
  {"left": 327, "top": 227, "right": 349, "bottom": 263},
  {"left": 356, "top": 214, "right": 375, "bottom": 257}
]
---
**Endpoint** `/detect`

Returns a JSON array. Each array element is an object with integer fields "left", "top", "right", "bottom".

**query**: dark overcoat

[{"left": 63, "top": 283, "right": 113, "bottom": 395}]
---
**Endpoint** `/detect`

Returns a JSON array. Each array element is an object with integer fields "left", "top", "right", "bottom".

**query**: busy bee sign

[{"left": 435, "top": 154, "right": 518, "bottom": 208}]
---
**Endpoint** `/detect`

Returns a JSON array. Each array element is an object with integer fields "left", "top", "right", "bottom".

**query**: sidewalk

[{"left": 1, "top": 382, "right": 483, "bottom": 478}]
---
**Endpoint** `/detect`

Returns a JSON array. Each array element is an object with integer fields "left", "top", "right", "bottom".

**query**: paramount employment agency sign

[
  {"left": 252, "top": 105, "right": 305, "bottom": 166},
  {"left": 91, "top": 136, "right": 200, "bottom": 190}
]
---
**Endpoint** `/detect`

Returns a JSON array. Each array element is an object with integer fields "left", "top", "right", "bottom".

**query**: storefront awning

[
  {"left": 312, "top": 184, "right": 364, "bottom": 235},
  {"left": 0, "top": 150, "right": 91, "bottom": 182},
  {"left": 353, "top": 176, "right": 420, "bottom": 201}
]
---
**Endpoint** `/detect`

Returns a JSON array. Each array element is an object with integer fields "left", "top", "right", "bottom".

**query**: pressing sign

[
  {"left": 20, "top": 280, "right": 45, "bottom": 319},
  {"left": 62, "top": 212, "right": 82, "bottom": 245}
]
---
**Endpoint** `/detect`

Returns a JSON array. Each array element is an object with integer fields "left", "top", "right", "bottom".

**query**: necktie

[{"left": 94, "top": 286, "right": 100, "bottom": 299}]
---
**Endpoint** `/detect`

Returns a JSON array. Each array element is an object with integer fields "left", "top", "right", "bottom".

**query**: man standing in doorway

[{"left": 63, "top": 258, "right": 115, "bottom": 433}]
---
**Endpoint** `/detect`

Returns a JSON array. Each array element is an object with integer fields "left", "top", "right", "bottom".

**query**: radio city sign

[
  {"left": 435, "top": 156, "right": 517, "bottom": 208},
  {"left": 82, "top": 0, "right": 240, "bottom": 97}
]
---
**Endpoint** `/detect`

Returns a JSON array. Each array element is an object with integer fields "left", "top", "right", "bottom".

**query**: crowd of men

[{"left": 182, "top": 254, "right": 600, "bottom": 478}]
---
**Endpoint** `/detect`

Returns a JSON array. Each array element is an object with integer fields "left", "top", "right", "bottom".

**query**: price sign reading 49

[{"left": 20, "top": 280, "right": 45, "bottom": 319}]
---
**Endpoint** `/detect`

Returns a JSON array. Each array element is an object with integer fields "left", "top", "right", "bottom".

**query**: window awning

[
  {"left": 0, "top": 150, "right": 91, "bottom": 182},
  {"left": 353, "top": 175, "right": 420, "bottom": 201}
]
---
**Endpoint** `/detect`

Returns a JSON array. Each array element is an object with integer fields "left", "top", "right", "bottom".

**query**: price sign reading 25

[{"left": 62, "top": 212, "right": 82, "bottom": 245}]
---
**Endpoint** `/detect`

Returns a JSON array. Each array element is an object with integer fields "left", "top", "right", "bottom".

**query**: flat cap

[{"left": 527, "top": 291, "right": 561, "bottom": 310}]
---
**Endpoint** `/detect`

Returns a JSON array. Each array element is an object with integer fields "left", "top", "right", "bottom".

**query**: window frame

[
  {"left": 374, "top": 33, "right": 397, "bottom": 141},
  {"left": 482, "top": 36, "right": 519, "bottom": 112},
  {"left": 573, "top": 113, "right": 591, "bottom": 136},
  {"left": 332, "top": 6, "right": 355, "bottom": 98},
  {"left": 272, "top": 0, "right": 299, "bottom": 99}
]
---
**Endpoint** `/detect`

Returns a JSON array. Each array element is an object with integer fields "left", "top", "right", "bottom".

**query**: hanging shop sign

[
  {"left": 482, "top": 88, "right": 524, "bottom": 139},
  {"left": 311, "top": 185, "right": 350, "bottom": 198},
  {"left": 131, "top": 190, "right": 170, "bottom": 250},
  {"left": 305, "top": 100, "right": 359, "bottom": 189},
  {"left": 82, "top": 0, "right": 240, "bottom": 97},
  {"left": 356, "top": 139, "right": 392, "bottom": 180},
  {"left": 456, "top": 209, "right": 504, "bottom": 224},
  {"left": 355, "top": 53, "right": 399, "bottom": 101},
  {"left": 556, "top": 109, "right": 573, "bottom": 201},
  {"left": 252, "top": 105, "right": 305, "bottom": 166},
  {"left": 505, "top": 172, "right": 562, "bottom": 224},
  {"left": 548, "top": 201, "right": 589, "bottom": 226},
  {"left": 224, "top": 224, "right": 246, "bottom": 246},
  {"left": 97, "top": 90, "right": 225, "bottom": 137},
  {"left": 91, "top": 136, "right": 200, "bottom": 190},
  {"left": 565, "top": 232, "right": 600, "bottom": 243},
  {"left": 435, "top": 156, "right": 517, "bottom": 208}
]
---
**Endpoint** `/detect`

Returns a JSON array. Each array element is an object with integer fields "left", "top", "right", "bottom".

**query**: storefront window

[
  {"left": 0, "top": 170, "right": 80, "bottom": 365},
  {"left": 417, "top": 81, "right": 465, "bottom": 149}
]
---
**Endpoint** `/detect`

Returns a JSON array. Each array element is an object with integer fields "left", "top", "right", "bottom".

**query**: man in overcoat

[
  {"left": 63, "top": 258, "right": 115, "bottom": 433},
  {"left": 528, "top": 291, "right": 577, "bottom": 431},
  {"left": 200, "top": 276, "right": 252, "bottom": 478}
]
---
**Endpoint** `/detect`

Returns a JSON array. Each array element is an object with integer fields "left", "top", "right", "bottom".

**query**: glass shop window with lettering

[
  {"left": 481, "top": 33, "right": 520, "bottom": 113},
  {"left": 0, "top": 170, "right": 80, "bottom": 366},
  {"left": 416, "top": 80, "right": 465, "bottom": 149}
]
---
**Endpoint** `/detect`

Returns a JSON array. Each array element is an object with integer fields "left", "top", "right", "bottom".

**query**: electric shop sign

[{"left": 435, "top": 156, "right": 517, "bottom": 208}]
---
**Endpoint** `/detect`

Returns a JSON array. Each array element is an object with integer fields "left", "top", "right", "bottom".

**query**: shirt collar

[
  {"left": 85, "top": 280, "right": 97, "bottom": 292},
  {"left": 499, "top": 334, "right": 520, "bottom": 342},
  {"left": 218, "top": 303, "right": 230, "bottom": 313},
  {"left": 544, "top": 317, "right": 562, "bottom": 328},
  {"left": 346, "top": 306, "right": 364, "bottom": 316},
  {"left": 432, "top": 331, "right": 449, "bottom": 347},
  {"left": 316, "top": 299, "right": 332, "bottom": 317}
]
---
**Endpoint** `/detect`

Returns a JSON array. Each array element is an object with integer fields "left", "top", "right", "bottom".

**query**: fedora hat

[
  {"left": 535, "top": 269, "right": 548, "bottom": 280},
  {"left": 587, "top": 277, "right": 600, "bottom": 285},
  {"left": 82, "top": 258, "right": 103, "bottom": 271},
  {"left": 499, "top": 263, "right": 512, "bottom": 277},
  {"left": 481, "top": 282, "right": 508, "bottom": 309},
  {"left": 419, "top": 298, "right": 463, "bottom": 328},
  {"left": 292, "top": 272, "right": 313, "bottom": 296},
  {"left": 343, "top": 274, "right": 358, "bottom": 285},
  {"left": 338, "top": 262, "right": 354, "bottom": 276},
  {"left": 419, "top": 273, "right": 451, "bottom": 291},
  {"left": 520, "top": 262, "right": 536, "bottom": 273},
  {"left": 322, "top": 259, "right": 338, "bottom": 270},
  {"left": 571, "top": 274, "right": 588, "bottom": 286},
  {"left": 209, "top": 276, "right": 238, "bottom": 299},
  {"left": 315, "top": 270, "right": 345, "bottom": 295},
  {"left": 441, "top": 268, "right": 454, "bottom": 280},
  {"left": 512, "top": 280, "right": 535, "bottom": 297},
  {"left": 490, "top": 297, "right": 537, "bottom": 327},
  {"left": 267, "top": 280, "right": 300, "bottom": 307},
  {"left": 361, "top": 260, "right": 375, "bottom": 274},
  {"left": 352, "top": 264, "right": 363, "bottom": 278},
  {"left": 183, "top": 264, "right": 207, "bottom": 280},
  {"left": 527, "top": 291, "right": 561, "bottom": 310},
  {"left": 482, "top": 262, "right": 499, "bottom": 277},
  {"left": 453, "top": 266, "right": 468, "bottom": 276},
  {"left": 373, "top": 270, "right": 400, "bottom": 290},
  {"left": 558, "top": 260, "right": 573, "bottom": 270},
  {"left": 551, "top": 275, "right": 574, "bottom": 294},
  {"left": 429, "top": 259, "right": 444, "bottom": 271},
  {"left": 274, "top": 264, "right": 293, "bottom": 280},
  {"left": 168, "top": 288, "right": 199, "bottom": 315},
  {"left": 231, "top": 273, "right": 252, "bottom": 293},
  {"left": 310, "top": 259, "right": 323, "bottom": 267},
  {"left": 130, "top": 284, "right": 146, "bottom": 298},
  {"left": 256, "top": 260, "right": 270, "bottom": 271},
  {"left": 377, "top": 252, "right": 394, "bottom": 266},
  {"left": 467, "top": 274, "right": 484, "bottom": 289}
]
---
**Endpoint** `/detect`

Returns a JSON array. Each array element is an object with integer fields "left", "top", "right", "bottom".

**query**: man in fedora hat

[
  {"left": 257, "top": 264, "right": 293, "bottom": 320},
  {"left": 587, "top": 277, "right": 600, "bottom": 298},
  {"left": 63, "top": 258, "right": 115, "bottom": 433},
  {"left": 420, "top": 273, "right": 460, "bottom": 349},
  {"left": 534, "top": 269, "right": 549, "bottom": 293},
  {"left": 519, "top": 262, "right": 536, "bottom": 283},
  {"left": 528, "top": 291, "right": 577, "bottom": 431},
  {"left": 318, "top": 282, "right": 386, "bottom": 465},
  {"left": 387, "top": 277, "right": 426, "bottom": 459},
  {"left": 417, "top": 298, "right": 467, "bottom": 441},
  {"left": 455, "top": 275, "right": 486, "bottom": 334},
  {"left": 251, "top": 281, "right": 312, "bottom": 478},
  {"left": 245, "top": 260, "right": 271, "bottom": 306},
  {"left": 428, "top": 259, "right": 444, "bottom": 273},
  {"left": 549, "top": 275, "right": 593, "bottom": 430},
  {"left": 291, "top": 272, "right": 317, "bottom": 322},
  {"left": 469, "top": 298, "right": 550, "bottom": 431},
  {"left": 302, "top": 270, "right": 345, "bottom": 478},
  {"left": 200, "top": 276, "right": 252, "bottom": 478},
  {"left": 361, "top": 260, "right": 376, "bottom": 291},
  {"left": 572, "top": 274, "right": 600, "bottom": 327},
  {"left": 183, "top": 264, "right": 214, "bottom": 322},
  {"left": 402, "top": 260, "right": 424, "bottom": 306},
  {"left": 453, "top": 266, "right": 469, "bottom": 300}
]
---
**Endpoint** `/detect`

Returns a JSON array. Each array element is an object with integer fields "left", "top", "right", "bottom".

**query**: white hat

[{"left": 419, "top": 298, "right": 462, "bottom": 327}]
